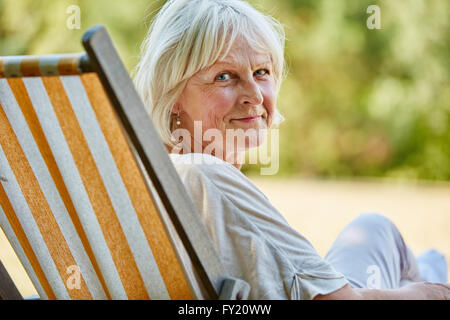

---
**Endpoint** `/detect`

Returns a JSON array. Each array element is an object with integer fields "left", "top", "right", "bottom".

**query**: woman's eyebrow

[
  {"left": 211, "top": 61, "right": 237, "bottom": 68},
  {"left": 211, "top": 59, "right": 272, "bottom": 70}
]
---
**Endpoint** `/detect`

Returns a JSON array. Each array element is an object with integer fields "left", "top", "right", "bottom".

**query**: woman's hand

[
  {"left": 315, "top": 282, "right": 450, "bottom": 300},
  {"left": 398, "top": 281, "right": 450, "bottom": 300}
]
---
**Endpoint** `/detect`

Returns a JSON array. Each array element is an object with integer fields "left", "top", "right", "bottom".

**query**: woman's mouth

[{"left": 232, "top": 115, "right": 262, "bottom": 123}]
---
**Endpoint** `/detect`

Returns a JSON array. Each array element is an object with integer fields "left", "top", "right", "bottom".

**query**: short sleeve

[{"left": 170, "top": 153, "right": 349, "bottom": 300}]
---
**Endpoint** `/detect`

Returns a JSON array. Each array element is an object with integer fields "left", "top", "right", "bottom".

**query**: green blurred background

[{"left": 1, "top": 0, "right": 449, "bottom": 181}]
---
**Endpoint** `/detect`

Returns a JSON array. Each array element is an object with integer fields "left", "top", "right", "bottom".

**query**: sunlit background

[
  {"left": 1, "top": 0, "right": 449, "bottom": 180},
  {"left": 0, "top": 0, "right": 449, "bottom": 297}
]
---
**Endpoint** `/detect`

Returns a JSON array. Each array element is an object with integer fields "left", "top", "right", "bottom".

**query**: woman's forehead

[
  {"left": 196, "top": 38, "right": 272, "bottom": 76},
  {"left": 219, "top": 38, "right": 271, "bottom": 64},
  {"left": 217, "top": 54, "right": 271, "bottom": 66},
  {"left": 209, "top": 51, "right": 272, "bottom": 71}
]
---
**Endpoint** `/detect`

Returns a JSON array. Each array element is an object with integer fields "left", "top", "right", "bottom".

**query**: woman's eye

[
  {"left": 254, "top": 69, "right": 269, "bottom": 76},
  {"left": 215, "top": 69, "right": 269, "bottom": 82},
  {"left": 215, "top": 73, "right": 231, "bottom": 81}
]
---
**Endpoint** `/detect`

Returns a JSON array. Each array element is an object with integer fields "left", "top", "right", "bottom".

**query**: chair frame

[
  {"left": 0, "top": 259, "right": 22, "bottom": 300},
  {"left": 0, "top": 25, "right": 250, "bottom": 300}
]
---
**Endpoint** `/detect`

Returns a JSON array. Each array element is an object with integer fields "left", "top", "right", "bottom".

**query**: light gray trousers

[{"left": 324, "top": 213, "right": 447, "bottom": 289}]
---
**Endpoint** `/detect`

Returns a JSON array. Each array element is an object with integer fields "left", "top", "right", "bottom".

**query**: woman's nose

[{"left": 239, "top": 78, "right": 264, "bottom": 106}]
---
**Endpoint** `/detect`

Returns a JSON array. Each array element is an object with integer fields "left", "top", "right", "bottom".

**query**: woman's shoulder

[
  {"left": 168, "top": 152, "right": 271, "bottom": 204},
  {"left": 169, "top": 152, "right": 245, "bottom": 182},
  {"left": 169, "top": 152, "right": 229, "bottom": 166}
]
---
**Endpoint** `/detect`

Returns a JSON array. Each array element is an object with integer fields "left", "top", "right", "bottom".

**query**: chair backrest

[{"left": 0, "top": 26, "right": 245, "bottom": 300}]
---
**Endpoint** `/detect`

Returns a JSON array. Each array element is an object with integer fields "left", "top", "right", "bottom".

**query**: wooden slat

[
  {"left": 82, "top": 25, "right": 226, "bottom": 299},
  {"left": 0, "top": 54, "right": 93, "bottom": 78},
  {"left": 20, "top": 58, "right": 41, "bottom": 77}
]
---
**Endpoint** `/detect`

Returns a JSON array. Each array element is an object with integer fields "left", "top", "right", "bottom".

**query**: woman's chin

[{"left": 229, "top": 132, "right": 267, "bottom": 152}]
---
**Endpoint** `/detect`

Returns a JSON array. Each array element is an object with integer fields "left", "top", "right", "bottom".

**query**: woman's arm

[{"left": 314, "top": 282, "right": 450, "bottom": 300}]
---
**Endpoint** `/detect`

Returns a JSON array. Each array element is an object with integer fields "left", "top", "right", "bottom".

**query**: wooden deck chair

[{"left": 0, "top": 25, "right": 250, "bottom": 300}]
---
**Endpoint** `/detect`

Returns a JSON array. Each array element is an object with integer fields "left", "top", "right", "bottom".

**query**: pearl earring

[{"left": 176, "top": 111, "right": 181, "bottom": 126}]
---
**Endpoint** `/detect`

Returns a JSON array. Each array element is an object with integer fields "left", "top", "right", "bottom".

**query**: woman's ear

[{"left": 171, "top": 103, "right": 181, "bottom": 115}]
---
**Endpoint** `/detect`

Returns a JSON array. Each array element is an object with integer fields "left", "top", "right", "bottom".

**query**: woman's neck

[{"left": 165, "top": 143, "right": 244, "bottom": 170}]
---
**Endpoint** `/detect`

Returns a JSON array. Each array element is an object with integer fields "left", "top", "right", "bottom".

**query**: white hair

[{"left": 134, "top": 0, "right": 287, "bottom": 147}]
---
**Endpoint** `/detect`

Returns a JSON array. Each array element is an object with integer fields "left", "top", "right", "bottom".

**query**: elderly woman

[{"left": 134, "top": 0, "right": 449, "bottom": 299}]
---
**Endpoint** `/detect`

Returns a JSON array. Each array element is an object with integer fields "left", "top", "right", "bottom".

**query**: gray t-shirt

[{"left": 169, "top": 153, "right": 349, "bottom": 299}]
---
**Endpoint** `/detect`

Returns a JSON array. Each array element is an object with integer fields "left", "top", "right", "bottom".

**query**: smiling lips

[{"left": 233, "top": 115, "right": 262, "bottom": 122}]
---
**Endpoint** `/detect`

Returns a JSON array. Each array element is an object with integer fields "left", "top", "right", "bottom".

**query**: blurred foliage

[{"left": 1, "top": 0, "right": 449, "bottom": 181}]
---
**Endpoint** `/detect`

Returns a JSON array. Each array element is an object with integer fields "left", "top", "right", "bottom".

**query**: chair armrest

[{"left": 218, "top": 277, "right": 250, "bottom": 300}]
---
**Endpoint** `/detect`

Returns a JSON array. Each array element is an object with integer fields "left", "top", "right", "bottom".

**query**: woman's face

[{"left": 173, "top": 37, "right": 277, "bottom": 158}]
